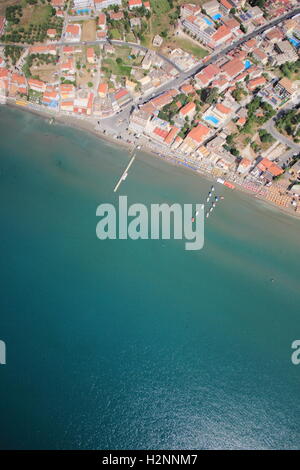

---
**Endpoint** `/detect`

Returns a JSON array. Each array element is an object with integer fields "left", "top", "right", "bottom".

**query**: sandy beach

[{"left": 5, "top": 101, "right": 300, "bottom": 220}]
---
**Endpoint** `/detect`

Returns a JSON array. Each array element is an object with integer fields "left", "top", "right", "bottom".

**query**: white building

[
  {"left": 73, "top": 0, "right": 93, "bottom": 9},
  {"left": 94, "top": 0, "right": 122, "bottom": 10}
]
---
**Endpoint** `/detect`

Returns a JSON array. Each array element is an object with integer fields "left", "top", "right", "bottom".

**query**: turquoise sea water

[{"left": 0, "top": 107, "right": 299, "bottom": 450}]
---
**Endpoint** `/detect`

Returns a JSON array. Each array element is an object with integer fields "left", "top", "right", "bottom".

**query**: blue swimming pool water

[
  {"left": 289, "top": 37, "right": 300, "bottom": 48},
  {"left": 212, "top": 14, "right": 222, "bottom": 20},
  {"left": 204, "top": 115, "right": 219, "bottom": 125},
  {"left": 76, "top": 8, "right": 90, "bottom": 14},
  {"left": 244, "top": 60, "right": 251, "bottom": 69},
  {"left": 203, "top": 17, "right": 213, "bottom": 25}
]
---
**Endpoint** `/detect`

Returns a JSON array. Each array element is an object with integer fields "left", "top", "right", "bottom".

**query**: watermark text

[{"left": 96, "top": 196, "right": 204, "bottom": 251}]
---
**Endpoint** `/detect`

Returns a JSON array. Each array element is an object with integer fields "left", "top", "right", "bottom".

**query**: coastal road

[
  {"left": 263, "top": 96, "right": 300, "bottom": 153},
  {"left": 99, "top": 6, "right": 300, "bottom": 134},
  {"left": 137, "top": 6, "right": 300, "bottom": 104},
  {"left": 264, "top": 118, "right": 300, "bottom": 152},
  {"left": 1, "top": 6, "right": 299, "bottom": 77}
]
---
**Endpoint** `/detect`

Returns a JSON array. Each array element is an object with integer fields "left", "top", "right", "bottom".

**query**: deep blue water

[{"left": 0, "top": 107, "right": 299, "bottom": 449}]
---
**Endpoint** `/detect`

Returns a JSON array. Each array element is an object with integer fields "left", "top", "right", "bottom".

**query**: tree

[{"left": 200, "top": 87, "right": 218, "bottom": 104}]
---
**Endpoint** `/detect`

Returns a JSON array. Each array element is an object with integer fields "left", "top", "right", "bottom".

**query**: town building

[{"left": 65, "top": 24, "right": 81, "bottom": 42}]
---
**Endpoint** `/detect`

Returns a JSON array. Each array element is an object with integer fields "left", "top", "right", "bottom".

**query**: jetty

[{"left": 113, "top": 147, "right": 137, "bottom": 193}]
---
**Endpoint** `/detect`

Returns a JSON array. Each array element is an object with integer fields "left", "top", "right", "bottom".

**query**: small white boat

[
  {"left": 206, "top": 212, "right": 210, "bottom": 218},
  {"left": 206, "top": 196, "right": 210, "bottom": 202},
  {"left": 211, "top": 186, "right": 215, "bottom": 192},
  {"left": 213, "top": 202, "right": 216, "bottom": 208},
  {"left": 209, "top": 207, "right": 213, "bottom": 213},
  {"left": 195, "top": 210, "right": 199, "bottom": 216}
]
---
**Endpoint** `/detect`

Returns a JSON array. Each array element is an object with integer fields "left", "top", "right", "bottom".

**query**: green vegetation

[
  {"left": 223, "top": 142, "right": 240, "bottom": 157},
  {"left": 158, "top": 93, "right": 189, "bottom": 121},
  {"left": 258, "top": 129, "right": 275, "bottom": 144},
  {"left": 276, "top": 109, "right": 300, "bottom": 140},
  {"left": 102, "top": 57, "right": 132, "bottom": 80},
  {"left": 5, "top": 4, "right": 22, "bottom": 25},
  {"left": 241, "top": 97, "right": 276, "bottom": 134},
  {"left": 151, "top": 0, "right": 172, "bottom": 15},
  {"left": 2, "top": 0, "right": 63, "bottom": 44},
  {"left": 60, "top": 77, "right": 76, "bottom": 86},
  {"left": 28, "top": 88, "right": 43, "bottom": 104},
  {"left": 109, "top": 28, "right": 122, "bottom": 39},
  {"left": 23, "top": 52, "right": 57, "bottom": 78},
  {"left": 280, "top": 60, "right": 300, "bottom": 80},
  {"left": 249, "top": 0, "right": 267, "bottom": 7},
  {"left": 173, "top": 38, "right": 208, "bottom": 59},
  {"left": 232, "top": 85, "right": 248, "bottom": 103},
  {"left": 198, "top": 87, "right": 218, "bottom": 105},
  {"left": 105, "top": 6, "right": 150, "bottom": 44},
  {"left": 4, "top": 45, "right": 21, "bottom": 65}
]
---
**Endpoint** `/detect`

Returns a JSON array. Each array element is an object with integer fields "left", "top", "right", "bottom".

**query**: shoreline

[{"left": 5, "top": 102, "right": 300, "bottom": 221}]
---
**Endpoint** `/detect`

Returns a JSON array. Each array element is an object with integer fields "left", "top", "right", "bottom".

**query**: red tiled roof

[
  {"left": 0, "top": 68, "right": 9, "bottom": 78},
  {"left": 28, "top": 78, "right": 45, "bottom": 88},
  {"left": 187, "top": 123, "right": 210, "bottom": 143},
  {"left": 66, "top": 24, "right": 80, "bottom": 36},
  {"left": 98, "top": 13, "right": 106, "bottom": 25},
  {"left": 180, "top": 101, "right": 196, "bottom": 116},
  {"left": 237, "top": 117, "right": 246, "bottom": 125},
  {"left": 220, "top": 0, "right": 233, "bottom": 9},
  {"left": 164, "top": 126, "right": 179, "bottom": 144},
  {"left": 153, "top": 127, "right": 169, "bottom": 139},
  {"left": 109, "top": 11, "right": 124, "bottom": 20},
  {"left": 216, "top": 103, "right": 231, "bottom": 114},
  {"left": 128, "top": 0, "right": 142, "bottom": 6},
  {"left": 240, "top": 157, "right": 251, "bottom": 167},
  {"left": 222, "top": 17, "right": 240, "bottom": 30},
  {"left": 247, "top": 76, "right": 266, "bottom": 90},
  {"left": 63, "top": 46, "right": 74, "bottom": 54},
  {"left": 258, "top": 158, "right": 284, "bottom": 176},
  {"left": 98, "top": 82, "right": 108, "bottom": 94},
  {"left": 212, "top": 25, "right": 231, "bottom": 43},
  {"left": 87, "top": 47, "right": 95, "bottom": 57},
  {"left": 221, "top": 58, "right": 244, "bottom": 78},
  {"left": 180, "top": 84, "right": 195, "bottom": 94},
  {"left": 253, "top": 48, "right": 268, "bottom": 60},
  {"left": 115, "top": 88, "right": 129, "bottom": 100},
  {"left": 265, "top": 27, "right": 284, "bottom": 41},
  {"left": 12, "top": 73, "right": 26, "bottom": 85}
]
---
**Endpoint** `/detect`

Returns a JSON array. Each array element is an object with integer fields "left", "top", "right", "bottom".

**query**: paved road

[
  {"left": 138, "top": 6, "right": 300, "bottom": 104},
  {"left": 2, "top": 6, "right": 299, "bottom": 75},
  {"left": 263, "top": 95, "right": 300, "bottom": 152},
  {"left": 3, "top": 6, "right": 300, "bottom": 137},
  {"left": 100, "top": 6, "right": 300, "bottom": 131},
  {"left": 0, "top": 38, "right": 183, "bottom": 72},
  {"left": 264, "top": 118, "right": 300, "bottom": 152}
]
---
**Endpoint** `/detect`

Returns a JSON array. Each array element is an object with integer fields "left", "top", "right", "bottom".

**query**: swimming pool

[
  {"left": 244, "top": 60, "right": 251, "bottom": 69},
  {"left": 76, "top": 8, "right": 90, "bottom": 14},
  {"left": 204, "top": 115, "right": 219, "bottom": 125},
  {"left": 289, "top": 37, "right": 300, "bottom": 48},
  {"left": 203, "top": 17, "right": 213, "bottom": 25},
  {"left": 212, "top": 13, "right": 222, "bottom": 20}
]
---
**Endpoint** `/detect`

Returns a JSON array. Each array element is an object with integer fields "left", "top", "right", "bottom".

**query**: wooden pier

[{"left": 113, "top": 148, "right": 137, "bottom": 193}]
